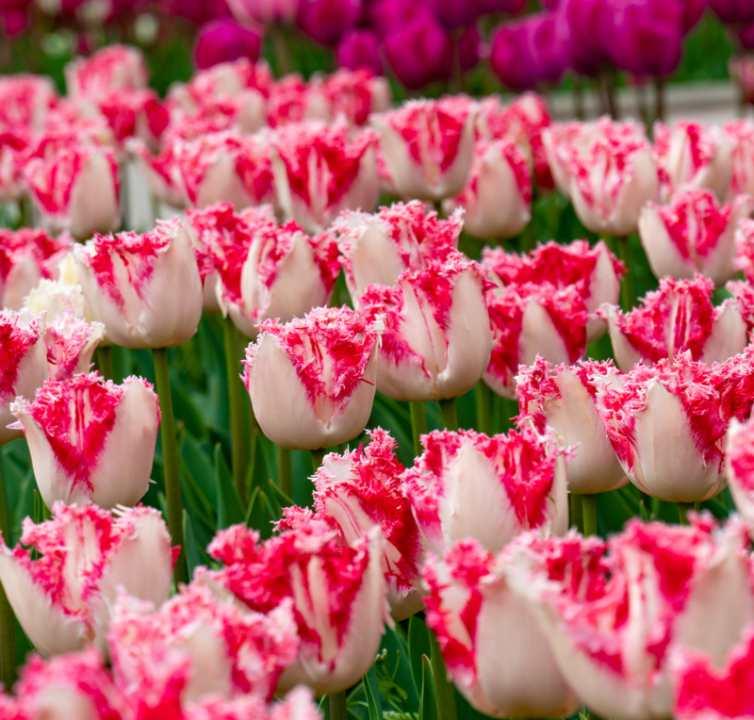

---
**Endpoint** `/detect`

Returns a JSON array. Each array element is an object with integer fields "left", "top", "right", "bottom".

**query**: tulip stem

[
  {"left": 569, "top": 493, "right": 584, "bottom": 534},
  {"left": 439, "top": 398, "right": 459, "bottom": 433},
  {"left": 582, "top": 494, "right": 598, "bottom": 536},
  {"left": 615, "top": 237, "right": 636, "bottom": 312},
  {"left": 0, "top": 460, "right": 16, "bottom": 690},
  {"left": 152, "top": 347, "right": 188, "bottom": 586},
  {"left": 278, "top": 446, "right": 292, "bottom": 500},
  {"left": 475, "top": 381, "right": 492, "bottom": 436},
  {"left": 677, "top": 502, "right": 694, "bottom": 526},
  {"left": 311, "top": 448, "right": 327, "bottom": 474},
  {"left": 429, "top": 629, "right": 458, "bottom": 720},
  {"left": 329, "top": 690, "right": 349, "bottom": 720},
  {"left": 223, "top": 317, "right": 247, "bottom": 505},
  {"left": 97, "top": 346, "right": 114, "bottom": 381},
  {"left": 410, "top": 402, "right": 428, "bottom": 458}
]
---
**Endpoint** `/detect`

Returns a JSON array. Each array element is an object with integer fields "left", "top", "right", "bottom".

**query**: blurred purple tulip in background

[{"left": 194, "top": 17, "right": 262, "bottom": 69}]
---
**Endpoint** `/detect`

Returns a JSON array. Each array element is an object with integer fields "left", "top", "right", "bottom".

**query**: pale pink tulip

[{"left": 65, "top": 45, "right": 149, "bottom": 99}]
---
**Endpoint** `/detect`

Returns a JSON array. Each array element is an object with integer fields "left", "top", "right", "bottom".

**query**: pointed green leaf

[
  {"left": 214, "top": 444, "right": 245, "bottom": 529},
  {"left": 408, "top": 615, "right": 432, "bottom": 694},
  {"left": 267, "top": 479, "right": 293, "bottom": 512},
  {"left": 182, "top": 509, "right": 201, "bottom": 579},
  {"left": 245, "top": 487, "right": 276, "bottom": 539},
  {"left": 419, "top": 655, "right": 436, "bottom": 720},
  {"left": 363, "top": 667, "right": 383, "bottom": 720}
]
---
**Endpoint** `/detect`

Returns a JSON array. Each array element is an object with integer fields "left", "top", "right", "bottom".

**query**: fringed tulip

[
  {"left": 423, "top": 540, "right": 578, "bottom": 718},
  {"left": 0, "top": 129, "right": 29, "bottom": 202},
  {"left": 517, "top": 358, "right": 627, "bottom": 495},
  {"left": 243, "top": 307, "right": 379, "bottom": 450},
  {"left": 402, "top": 427, "right": 568, "bottom": 556},
  {"left": 270, "top": 121, "right": 379, "bottom": 233},
  {"left": 358, "top": 255, "right": 492, "bottom": 402},
  {"left": 95, "top": 88, "right": 170, "bottom": 150},
  {"left": 371, "top": 97, "right": 476, "bottom": 201},
  {"left": 75, "top": 218, "right": 204, "bottom": 349},
  {"left": 484, "top": 283, "right": 588, "bottom": 399},
  {"left": 639, "top": 188, "right": 753, "bottom": 285},
  {"left": 207, "top": 518, "right": 389, "bottom": 695},
  {"left": 0, "top": 74, "right": 57, "bottom": 131},
  {"left": 44, "top": 314, "right": 104, "bottom": 381},
  {"left": 723, "top": 120, "right": 754, "bottom": 200},
  {"left": 65, "top": 45, "right": 149, "bottom": 99},
  {"left": 735, "top": 217, "right": 754, "bottom": 283},
  {"left": 599, "top": 275, "right": 751, "bottom": 370},
  {"left": 442, "top": 138, "right": 532, "bottom": 240},
  {"left": 312, "top": 429, "right": 425, "bottom": 620},
  {"left": 335, "top": 201, "right": 461, "bottom": 305},
  {"left": 306, "top": 68, "right": 391, "bottom": 127},
  {"left": 725, "top": 415, "right": 754, "bottom": 537},
  {"left": 0, "top": 504, "right": 175, "bottom": 657},
  {"left": 10, "top": 372, "right": 160, "bottom": 509}
]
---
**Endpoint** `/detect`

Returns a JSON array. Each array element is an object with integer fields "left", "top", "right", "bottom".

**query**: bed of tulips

[{"left": 4, "top": 40, "right": 754, "bottom": 720}]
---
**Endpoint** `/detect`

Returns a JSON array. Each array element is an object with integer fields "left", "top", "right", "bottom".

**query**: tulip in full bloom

[
  {"left": 517, "top": 358, "right": 627, "bottom": 495},
  {"left": 485, "top": 282, "right": 589, "bottom": 399},
  {"left": 0, "top": 504, "right": 175, "bottom": 657},
  {"left": 270, "top": 121, "right": 379, "bottom": 233},
  {"left": 312, "top": 429, "right": 425, "bottom": 620},
  {"left": 402, "top": 426, "right": 568, "bottom": 556},
  {"left": 371, "top": 97, "right": 477, "bottom": 201},
  {"left": 638, "top": 188, "right": 753, "bottom": 285},
  {"left": 359, "top": 255, "right": 492, "bottom": 402},
  {"left": 65, "top": 45, "right": 149, "bottom": 99},
  {"left": 442, "top": 138, "right": 532, "bottom": 240},
  {"left": 11, "top": 372, "right": 160, "bottom": 510},
  {"left": 207, "top": 517, "right": 388, "bottom": 695},
  {"left": 75, "top": 218, "right": 204, "bottom": 349},
  {"left": 243, "top": 306, "right": 379, "bottom": 450},
  {"left": 44, "top": 314, "right": 105, "bottom": 381},
  {"left": 335, "top": 200, "right": 461, "bottom": 305},
  {"left": 423, "top": 539, "right": 578, "bottom": 718},
  {"left": 599, "top": 275, "right": 751, "bottom": 370}
]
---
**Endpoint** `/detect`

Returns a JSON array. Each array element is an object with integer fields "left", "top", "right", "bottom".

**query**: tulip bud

[
  {"left": 334, "top": 200, "right": 462, "bottom": 305},
  {"left": 639, "top": 188, "right": 753, "bottom": 286},
  {"left": 306, "top": 68, "right": 391, "bottom": 127},
  {"left": 0, "top": 504, "right": 175, "bottom": 657},
  {"left": 44, "top": 314, "right": 105, "bottom": 381},
  {"left": 372, "top": 97, "right": 476, "bottom": 201},
  {"left": 359, "top": 255, "right": 492, "bottom": 402},
  {"left": 243, "top": 306, "right": 379, "bottom": 450},
  {"left": 270, "top": 121, "right": 379, "bottom": 233},
  {"left": 599, "top": 275, "right": 751, "bottom": 370},
  {"left": 66, "top": 45, "right": 149, "bottom": 99},
  {"left": 423, "top": 539, "right": 578, "bottom": 718},
  {"left": 0, "top": 74, "right": 57, "bottom": 132},
  {"left": 207, "top": 518, "right": 389, "bottom": 695},
  {"left": 443, "top": 138, "right": 532, "bottom": 240},
  {"left": 75, "top": 218, "right": 204, "bottom": 349},
  {"left": 402, "top": 426, "right": 568, "bottom": 556},
  {"left": 485, "top": 283, "right": 589, "bottom": 399},
  {"left": 194, "top": 18, "right": 262, "bottom": 71},
  {"left": 336, "top": 30, "right": 384, "bottom": 77},
  {"left": 296, "top": 0, "right": 361, "bottom": 47}
]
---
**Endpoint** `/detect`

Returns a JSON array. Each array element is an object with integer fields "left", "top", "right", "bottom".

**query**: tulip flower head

[
  {"left": 75, "top": 218, "right": 204, "bottom": 349},
  {"left": 0, "top": 504, "right": 175, "bottom": 657},
  {"left": 735, "top": 217, "right": 754, "bottom": 284},
  {"left": 66, "top": 45, "right": 149, "bottom": 99},
  {"left": 0, "top": 74, "right": 57, "bottom": 131},
  {"left": 227, "top": 0, "right": 300, "bottom": 24},
  {"left": 723, "top": 120, "right": 754, "bottom": 200},
  {"left": 306, "top": 68, "right": 391, "bottom": 127},
  {"left": 402, "top": 426, "right": 568, "bottom": 556},
  {"left": 44, "top": 313, "right": 105, "bottom": 381},
  {"left": 0, "top": 129, "right": 29, "bottom": 202},
  {"left": 725, "top": 415, "right": 754, "bottom": 538},
  {"left": 243, "top": 306, "right": 380, "bottom": 450},
  {"left": 336, "top": 30, "right": 384, "bottom": 77},
  {"left": 194, "top": 18, "right": 262, "bottom": 71}
]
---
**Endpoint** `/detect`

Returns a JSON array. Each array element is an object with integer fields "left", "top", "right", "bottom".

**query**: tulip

[
  {"left": 654, "top": 121, "right": 733, "bottom": 203},
  {"left": 0, "top": 310, "right": 48, "bottom": 446},
  {"left": 109, "top": 580, "right": 299, "bottom": 705},
  {"left": 599, "top": 275, "right": 751, "bottom": 370},
  {"left": 517, "top": 358, "right": 627, "bottom": 495},
  {"left": 194, "top": 18, "right": 262, "bottom": 70},
  {"left": 186, "top": 689, "right": 320, "bottom": 720},
  {"left": 0, "top": 504, "right": 175, "bottom": 657},
  {"left": 443, "top": 138, "right": 532, "bottom": 240},
  {"left": 65, "top": 45, "right": 149, "bottom": 99},
  {"left": 402, "top": 426, "right": 568, "bottom": 556},
  {"left": 482, "top": 240, "right": 624, "bottom": 341},
  {"left": 0, "top": 74, "right": 57, "bottom": 131},
  {"left": 556, "top": 0, "right": 610, "bottom": 75},
  {"left": 306, "top": 68, "right": 391, "bottom": 127},
  {"left": 312, "top": 428, "right": 425, "bottom": 620},
  {"left": 0, "top": 129, "right": 28, "bottom": 202},
  {"left": 335, "top": 200, "right": 462, "bottom": 304},
  {"left": 270, "top": 121, "right": 378, "bottom": 233},
  {"left": 736, "top": 217, "right": 754, "bottom": 283},
  {"left": 74, "top": 218, "right": 204, "bottom": 349},
  {"left": 544, "top": 117, "right": 660, "bottom": 236},
  {"left": 227, "top": 0, "right": 300, "bottom": 24},
  {"left": 127, "top": 137, "right": 188, "bottom": 210},
  {"left": 23, "top": 255, "right": 92, "bottom": 325},
  {"left": 187, "top": 203, "right": 340, "bottom": 337},
  {"left": 359, "top": 255, "right": 492, "bottom": 402},
  {"left": 207, "top": 518, "right": 389, "bottom": 695},
  {"left": 243, "top": 306, "right": 379, "bottom": 450},
  {"left": 724, "top": 414, "right": 754, "bottom": 540},
  {"left": 423, "top": 539, "right": 578, "bottom": 718},
  {"left": 297, "top": 0, "right": 362, "bottom": 47},
  {"left": 723, "top": 120, "right": 754, "bottom": 200},
  {"left": 44, "top": 314, "right": 105, "bottom": 381},
  {"left": 267, "top": 75, "right": 310, "bottom": 128},
  {"left": 371, "top": 97, "right": 476, "bottom": 201},
  {"left": 639, "top": 188, "right": 753, "bottom": 286},
  {"left": 484, "top": 283, "right": 589, "bottom": 399},
  {"left": 96, "top": 88, "right": 170, "bottom": 149},
  {"left": 710, "top": 0, "right": 754, "bottom": 24},
  {"left": 336, "top": 29, "right": 383, "bottom": 76}
]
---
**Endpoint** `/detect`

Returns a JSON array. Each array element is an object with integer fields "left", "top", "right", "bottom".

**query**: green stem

[
  {"left": 0, "top": 460, "right": 16, "bottom": 690},
  {"left": 410, "top": 401, "right": 428, "bottom": 457},
  {"left": 329, "top": 690, "right": 349, "bottom": 720},
  {"left": 569, "top": 493, "right": 584, "bottom": 534},
  {"left": 223, "top": 317, "right": 247, "bottom": 505},
  {"left": 582, "top": 494, "right": 598, "bottom": 537},
  {"left": 615, "top": 237, "right": 636, "bottom": 312},
  {"left": 429, "top": 629, "right": 458, "bottom": 720},
  {"left": 152, "top": 348, "right": 188, "bottom": 586},
  {"left": 97, "top": 346, "right": 115, "bottom": 382},
  {"left": 272, "top": 27, "right": 292, "bottom": 77},
  {"left": 677, "top": 502, "right": 694, "bottom": 526},
  {"left": 278, "top": 446, "right": 292, "bottom": 500},
  {"left": 439, "top": 398, "right": 459, "bottom": 432},
  {"left": 475, "top": 381, "right": 492, "bottom": 436},
  {"left": 311, "top": 448, "right": 327, "bottom": 474}
]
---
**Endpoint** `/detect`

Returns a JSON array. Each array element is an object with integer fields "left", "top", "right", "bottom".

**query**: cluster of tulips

[{"left": 4, "top": 42, "right": 754, "bottom": 720}]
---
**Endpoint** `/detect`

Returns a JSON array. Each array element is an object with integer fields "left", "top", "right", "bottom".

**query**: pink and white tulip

[
  {"left": 725, "top": 415, "right": 754, "bottom": 537},
  {"left": 243, "top": 307, "right": 379, "bottom": 450},
  {"left": 638, "top": 188, "right": 753, "bottom": 285},
  {"left": 306, "top": 68, "right": 391, "bottom": 127},
  {"left": 0, "top": 74, "right": 57, "bottom": 131},
  {"left": 10, "top": 372, "right": 159, "bottom": 510},
  {"left": 372, "top": 97, "right": 477, "bottom": 201},
  {"left": 402, "top": 427, "right": 568, "bottom": 556},
  {"left": 0, "top": 504, "right": 175, "bottom": 657},
  {"left": 358, "top": 255, "right": 492, "bottom": 402},
  {"left": 44, "top": 314, "right": 104, "bottom": 381},
  {"left": 723, "top": 119, "right": 754, "bottom": 201},
  {"left": 735, "top": 217, "right": 754, "bottom": 283},
  {"left": 75, "top": 218, "right": 204, "bottom": 349},
  {"left": 65, "top": 45, "right": 149, "bottom": 99},
  {"left": 0, "top": 129, "right": 29, "bottom": 202}
]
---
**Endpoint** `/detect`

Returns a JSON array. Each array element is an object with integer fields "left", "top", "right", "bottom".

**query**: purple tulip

[
  {"left": 371, "top": 0, "right": 424, "bottom": 39},
  {"left": 227, "top": 0, "right": 300, "bottom": 24},
  {"left": 458, "top": 25, "right": 482, "bottom": 73},
  {"left": 194, "top": 17, "right": 262, "bottom": 69},
  {"left": 336, "top": 28, "right": 383, "bottom": 73},
  {"left": 557, "top": 0, "right": 609, "bottom": 75},
  {"left": 477, "top": 0, "right": 526, "bottom": 11},
  {"left": 162, "top": 0, "right": 233, "bottom": 25},
  {"left": 710, "top": 0, "right": 754, "bottom": 24},
  {"left": 739, "top": 22, "right": 754, "bottom": 48},
  {"left": 680, "top": 0, "right": 708, "bottom": 32},
  {"left": 297, "top": 0, "right": 362, "bottom": 46},
  {"left": 427, "top": 0, "right": 478, "bottom": 29}
]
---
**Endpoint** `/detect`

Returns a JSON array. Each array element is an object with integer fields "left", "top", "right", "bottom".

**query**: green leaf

[
  {"left": 245, "top": 487, "right": 276, "bottom": 539},
  {"left": 408, "top": 616, "right": 432, "bottom": 695},
  {"left": 214, "top": 444, "right": 245, "bottom": 529},
  {"left": 182, "top": 433, "right": 217, "bottom": 506},
  {"left": 419, "top": 655, "right": 436, "bottom": 720},
  {"left": 363, "top": 667, "right": 383, "bottom": 720},
  {"left": 182, "top": 509, "right": 201, "bottom": 579},
  {"left": 267, "top": 479, "right": 293, "bottom": 512}
]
